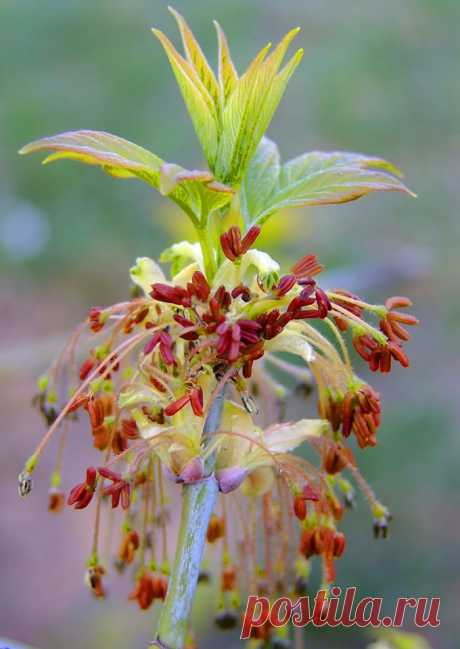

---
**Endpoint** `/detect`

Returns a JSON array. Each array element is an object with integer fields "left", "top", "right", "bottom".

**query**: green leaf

[
  {"left": 241, "top": 141, "right": 415, "bottom": 224},
  {"left": 249, "top": 47, "right": 303, "bottom": 169},
  {"left": 169, "top": 7, "right": 221, "bottom": 111},
  {"left": 152, "top": 14, "right": 302, "bottom": 186},
  {"left": 240, "top": 137, "right": 280, "bottom": 225},
  {"left": 20, "top": 129, "right": 233, "bottom": 224},
  {"left": 214, "top": 30, "right": 302, "bottom": 185},
  {"left": 214, "top": 20, "right": 238, "bottom": 102},
  {"left": 19, "top": 129, "right": 164, "bottom": 185},
  {"left": 152, "top": 27, "right": 219, "bottom": 167},
  {"left": 159, "top": 163, "right": 234, "bottom": 223}
]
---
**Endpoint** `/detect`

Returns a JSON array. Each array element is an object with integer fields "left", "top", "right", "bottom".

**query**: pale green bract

[{"left": 129, "top": 257, "right": 165, "bottom": 294}]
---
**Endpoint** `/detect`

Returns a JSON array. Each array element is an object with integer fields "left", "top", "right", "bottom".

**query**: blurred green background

[{"left": 0, "top": 1, "right": 457, "bottom": 648}]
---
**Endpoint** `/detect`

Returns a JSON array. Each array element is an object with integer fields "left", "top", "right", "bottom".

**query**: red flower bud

[
  {"left": 293, "top": 495, "right": 307, "bottom": 520},
  {"left": 275, "top": 274, "right": 297, "bottom": 297},
  {"left": 220, "top": 225, "right": 260, "bottom": 261},
  {"left": 88, "top": 307, "right": 107, "bottom": 333},
  {"left": 189, "top": 387, "right": 204, "bottom": 417},
  {"left": 291, "top": 254, "right": 324, "bottom": 278},
  {"left": 150, "top": 283, "right": 191, "bottom": 307},
  {"left": 129, "top": 574, "right": 155, "bottom": 610},
  {"left": 206, "top": 513, "right": 225, "bottom": 543},
  {"left": 68, "top": 467, "right": 97, "bottom": 509},
  {"left": 79, "top": 358, "right": 95, "bottom": 381},
  {"left": 240, "top": 225, "right": 261, "bottom": 253},
  {"left": 164, "top": 393, "right": 191, "bottom": 417},
  {"left": 152, "top": 574, "right": 168, "bottom": 600},
  {"left": 188, "top": 271, "right": 210, "bottom": 301}
]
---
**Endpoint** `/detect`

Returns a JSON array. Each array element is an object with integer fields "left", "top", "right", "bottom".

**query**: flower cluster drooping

[
  {"left": 18, "top": 7, "right": 418, "bottom": 648},
  {"left": 19, "top": 224, "right": 417, "bottom": 634}
]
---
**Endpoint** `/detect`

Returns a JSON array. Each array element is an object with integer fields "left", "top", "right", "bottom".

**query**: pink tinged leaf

[
  {"left": 19, "top": 131, "right": 233, "bottom": 223},
  {"left": 241, "top": 143, "right": 415, "bottom": 225},
  {"left": 19, "top": 130, "right": 163, "bottom": 187}
]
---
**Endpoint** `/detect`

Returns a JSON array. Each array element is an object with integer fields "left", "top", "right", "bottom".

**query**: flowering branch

[{"left": 18, "top": 7, "right": 417, "bottom": 649}]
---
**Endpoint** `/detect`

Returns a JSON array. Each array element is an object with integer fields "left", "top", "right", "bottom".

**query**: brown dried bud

[
  {"left": 48, "top": 488, "right": 65, "bottom": 513},
  {"left": 323, "top": 444, "right": 353, "bottom": 475},
  {"left": 118, "top": 530, "right": 140, "bottom": 565},
  {"left": 206, "top": 513, "right": 225, "bottom": 543},
  {"left": 152, "top": 574, "right": 168, "bottom": 600},
  {"left": 221, "top": 565, "right": 236, "bottom": 592},
  {"left": 299, "top": 529, "right": 314, "bottom": 559},
  {"left": 85, "top": 565, "right": 105, "bottom": 598},
  {"left": 129, "top": 573, "right": 154, "bottom": 610}
]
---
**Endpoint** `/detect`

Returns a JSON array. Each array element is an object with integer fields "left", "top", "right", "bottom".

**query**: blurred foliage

[
  {"left": 369, "top": 629, "right": 432, "bottom": 649},
  {"left": 0, "top": 1, "right": 457, "bottom": 648}
]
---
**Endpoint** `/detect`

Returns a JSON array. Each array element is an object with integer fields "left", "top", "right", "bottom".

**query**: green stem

[
  {"left": 152, "top": 388, "right": 226, "bottom": 649},
  {"left": 197, "top": 223, "right": 216, "bottom": 281}
]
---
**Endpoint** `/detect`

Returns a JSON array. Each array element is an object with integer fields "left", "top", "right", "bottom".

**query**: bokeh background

[{"left": 0, "top": 1, "right": 457, "bottom": 648}]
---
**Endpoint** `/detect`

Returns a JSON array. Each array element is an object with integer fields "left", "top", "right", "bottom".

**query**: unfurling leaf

[
  {"left": 214, "top": 20, "right": 238, "bottom": 101},
  {"left": 169, "top": 8, "right": 221, "bottom": 110},
  {"left": 152, "top": 26, "right": 219, "bottom": 168},
  {"left": 240, "top": 137, "right": 280, "bottom": 226},
  {"left": 19, "top": 130, "right": 233, "bottom": 224},
  {"left": 241, "top": 137, "right": 415, "bottom": 225},
  {"left": 154, "top": 11, "right": 302, "bottom": 186},
  {"left": 214, "top": 31, "right": 303, "bottom": 185}
]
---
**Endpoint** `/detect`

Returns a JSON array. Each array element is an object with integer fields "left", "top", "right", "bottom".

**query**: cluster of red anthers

[
  {"left": 332, "top": 291, "right": 417, "bottom": 373},
  {"left": 147, "top": 226, "right": 333, "bottom": 415},
  {"left": 68, "top": 466, "right": 130, "bottom": 511},
  {"left": 219, "top": 225, "right": 261, "bottom": 262},
  {"left": 74, "top": 226, "right": 418, "bottom": 445},
  {"left": 291, "top": 480, "right": 346, "bottom": 583},
  {"left": 321, "top": 384, "right": 382, "bottom": 449},
  {"left": 25, "top": 221, "right": 418, "bottom": 627}
]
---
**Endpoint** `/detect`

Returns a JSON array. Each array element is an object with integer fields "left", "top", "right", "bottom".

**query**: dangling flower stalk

[{"left": 18, "top": 7, "right": 418, "bottom": 649}]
